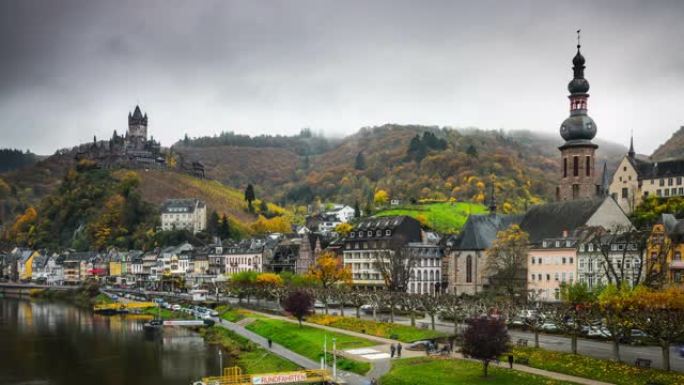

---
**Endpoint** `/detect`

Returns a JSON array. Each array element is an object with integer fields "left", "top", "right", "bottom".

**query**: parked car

[
  {"left": 171, "top": 304, "right": 181, "bottom": 311},
  {"left": 540, "top": 322, "right": 559, "bottom": 332}
]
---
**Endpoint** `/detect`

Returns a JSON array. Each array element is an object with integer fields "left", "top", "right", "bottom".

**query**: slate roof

[
  {"left": 628, "top": 156, "right": 684, "bottom": 179},
  {"left": 161, "top": 198, "right": 205, "bottom": 214},
  {"left": 519, "top": 198, "right": 605, "bottom": 244},
  {"left": 451, "top": 214, "right": 523, "bottom": 250}
]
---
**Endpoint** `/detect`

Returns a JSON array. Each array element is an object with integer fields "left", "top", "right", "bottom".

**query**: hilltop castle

[{"left": 75, "top": 105, "right": 165, "bottom": 169}]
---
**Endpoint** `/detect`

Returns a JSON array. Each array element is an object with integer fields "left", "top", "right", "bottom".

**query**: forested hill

[
  {"left": 651, "top": 126, "right": 684, "bottom": 161},
  {"left": 0, "top": 149, "right": 40, "bottom": 173},
  {"left": 174, "top": 125, "right": 627, "bottom": 213}
]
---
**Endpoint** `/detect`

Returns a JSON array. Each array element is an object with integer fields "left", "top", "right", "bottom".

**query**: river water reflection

[{"left": 0, "top": 296, "right": 221, "bottom": 385}]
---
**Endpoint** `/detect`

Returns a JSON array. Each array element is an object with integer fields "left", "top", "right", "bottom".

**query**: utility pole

[
  {"left": 332, "top": 337, "right": 337, "bottom": 380},
  {"left": 218, "top": 349, "right": 223, "bottom": 377}
]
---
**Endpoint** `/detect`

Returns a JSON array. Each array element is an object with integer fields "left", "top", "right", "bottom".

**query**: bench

[
  {"left": 635, "top": 358, "right": 652, "bottom": 368},
  {"left": 516, "top": 338, "right": 529, "bottom": 347}
]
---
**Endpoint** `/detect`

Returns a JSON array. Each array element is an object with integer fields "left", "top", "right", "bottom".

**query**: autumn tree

[
  {"left": 597, "top": 285, "right": 634, "bottom": 362},
  {"left": 419, "top": 293, "right": 441, "bottom": 330},
  {"left": 625, "top": 287, "right": 684, "bottom": 371},
  {"left": 549, "top": 281, "right": 597, "bottom": 355},
  {"left": 583, "top": 226, "right": 652, "bottom": 288},
  {"left": 462, "top": 316, "right": 510, "bottom": 377},
  {"left": 485, "top": 224, "right": 529, "bottom": 298},
  {"left": 244, "top": 184, "right": 256, "bottom": 212},
  {"left": 282, "top": 289, "right": 314, "bottom": 327},
  {"left": 256, "top": 272, "right": 284, "bottom": 302},
  {"left": 347, "top": 290, "right": 368, "bottom": 319},
  {"left": 251, "top": 215, "right": 291, "bottom": 235},
  {"left": 334, "top": 222, "right": 352, "bottom": 236},
  {"left": 307, "top": 252, "right": 351, "bottom": 313},
  {"left": 373, "top": 189, "right": 389, "bottom": 206},
  {"left": 230, "top": 270, "right": 258, "bottom": 304}
]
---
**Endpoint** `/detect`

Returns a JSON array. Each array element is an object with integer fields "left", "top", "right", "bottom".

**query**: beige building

[
  {"left": 609, "top": 139, "right": 684, "bottom": 214},
  {"left": 528, "top": 237, "right": 577, "bottom": 302},
  {"left": 160, "top": 199, "right": 207, "bottom": 233}
]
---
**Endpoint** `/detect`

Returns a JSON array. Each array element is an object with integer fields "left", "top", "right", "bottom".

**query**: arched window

[
  {"left": 466, "top": 255, "right": 473, "bottom": 283},
  {"left": 586, "top": 156, "right": 591, "bottom": 177}
]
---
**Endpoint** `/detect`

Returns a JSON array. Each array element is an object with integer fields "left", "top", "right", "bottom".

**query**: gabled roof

[
  {"left": 520, "top": 198, "right": 606, "bottom": 244},
  {"left": 628, "top": 156, "right": 684, "bottom": 179},
  {"left": 453, "top": 214, "right": 523, "bottom": 250}
]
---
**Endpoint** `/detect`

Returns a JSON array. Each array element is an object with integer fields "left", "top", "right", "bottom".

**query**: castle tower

[
  {"left": 127, "top": 105, "right": 148, "bottom": 150},
  {"left": 557, "top": 32, "right": 599, "bottom": 201}
]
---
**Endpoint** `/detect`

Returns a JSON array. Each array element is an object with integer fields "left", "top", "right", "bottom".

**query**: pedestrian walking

[
  {"left": 390, "top": 343, "right": 396, "bottom": 358},
  {"left": 508, "top": 354, "right": 514, "bottom": 369},
  {"left": 268, "top": 338, "right": 272, "bottom": 349},
  {"left": 370, "top": 377, "right": 378, "bottom": 385},
  {"left": 397, "top": 343, "right": 402, "bottom": 358}
]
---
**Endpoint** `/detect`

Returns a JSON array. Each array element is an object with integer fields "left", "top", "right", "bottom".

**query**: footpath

[{"left": 234, "top": 308, "right": 615, "bottom": 385}]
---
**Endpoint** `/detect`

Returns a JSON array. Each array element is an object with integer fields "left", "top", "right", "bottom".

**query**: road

[{"left": 108, "top": 288, "right": 684, "bottom": 372}]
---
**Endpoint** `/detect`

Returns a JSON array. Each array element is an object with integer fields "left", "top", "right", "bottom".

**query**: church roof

[
  {"left": 519, "top": 198, "right": 606, "bottom": 244},
  {"left": 132, "top": 105, "right": 144, "bottom": 119},
  {"left": 451, "top": 214, "right": 523, "bottom": 251}
]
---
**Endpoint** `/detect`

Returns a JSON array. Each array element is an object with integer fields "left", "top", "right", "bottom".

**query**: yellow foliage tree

[
  {"left": 90, "top": 194, "right": 127, "bottom": 250},
  {"left": 334, "top": 222, "right": 353, "bottom": 236},
  {"left": 251, "top": 215, "right": 292, "bottom": 235},
  {"left": 10, "top": 206, "right": 38, "bottom": 246},
  {"left": 0, "top": 177, "right": 10, "bottom": 198},
  {"left": 306, "top": 252, "right": 352, "bottom": 289},
  {"left": 374, "top": 189, "right": 389, "bottom": 205},
  {"left": 256, "top": 272, "right": 284, "bottom": 287}
]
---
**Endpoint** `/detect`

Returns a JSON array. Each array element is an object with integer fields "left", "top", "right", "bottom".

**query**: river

[{"left": 0, "top": 296, "right": 223, "bottom": 385}]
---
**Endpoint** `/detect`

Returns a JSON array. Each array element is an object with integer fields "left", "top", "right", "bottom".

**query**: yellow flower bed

[{"left": 307, "top": 314, "right": 445, "bottom": 342}]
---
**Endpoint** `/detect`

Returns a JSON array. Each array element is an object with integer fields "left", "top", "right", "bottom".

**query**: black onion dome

[
  {"left": 560, "top": 113, "right": 597, "bottom": 141},
  {"left": 572, "top": 49, "right": 585, "bottom": 66},
  {"left": 568, "top": 78, "right": 590, "bottom": 94}
]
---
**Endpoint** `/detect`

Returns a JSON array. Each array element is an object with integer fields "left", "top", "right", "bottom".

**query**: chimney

[{"left": 562, "top": 230, "right": 569, "bottom": 238}]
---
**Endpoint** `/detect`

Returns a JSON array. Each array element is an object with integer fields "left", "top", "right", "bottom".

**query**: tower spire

[{"left": 628, "top": 131, "right": 635, "bottom": 159}]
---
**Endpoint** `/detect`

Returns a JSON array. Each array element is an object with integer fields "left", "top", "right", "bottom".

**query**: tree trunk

[
  {"left": 453, "top": 318, "right": 459, "bottom": 336},
  {"left": 571, "top": 335, "right": 578, "bottom": 354},
  {"left": 356, "top": 307, "right": 360, "bottom": 319},
  {"left": 340, "top": 305, "right": 345, "bottom": 317},
  {"left": 612, "top": 337, "right": 621, "bottom": 362},
  {"left": 430, "top": 314, "right": 436, "bottom": 330},
  {"left": 324, "top": 302, "right": 329, "bottom": 315},
  {"left": 410, "top": 310, "right": 416, "bottom": 327},
  {"left": 483, "top": 360, "right": 489, "bottom": 377},
  {"left": 373, "top": 307, "right": 377, "bottom": 322},
  {"left": 390, "top": 305, "right": 395, "bottom": 323},
  {"left": 534, "top": 330, "right": 539, "bottom": 348},
  {"left": 662, "top": 340, "right": 671, "bottom": 371}
]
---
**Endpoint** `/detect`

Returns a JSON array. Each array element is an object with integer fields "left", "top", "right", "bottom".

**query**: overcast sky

[{"left": 1, "top": 0, "right": 683, "bottom": 155}]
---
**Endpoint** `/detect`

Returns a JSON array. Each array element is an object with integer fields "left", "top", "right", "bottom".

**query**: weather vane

[{"left": 577, "top": 29, "right": 581, "bottom": 48}]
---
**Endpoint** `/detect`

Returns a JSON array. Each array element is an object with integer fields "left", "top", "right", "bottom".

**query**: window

[
  {"left": 538, "top": 274, "right": 542, "bottom": 281},
  {"left": 554, "top": 273, "right": 559, "bottom": 281},
  {"left": 465, "top": 255, "right": 473, "bottom": 283},
  {"left": 673, "top": 188, "right": 678, "bottom": 196},
  {"left": 676, "top": 252, "right": 682, "bottom": 261},
  {"left": 350, "top": 232, "right": 355, "bottom": 238},
  {"left": 531, "top": 257, "right": 536, "bottom": 265},
  {"left": 680, "top": 188, "right": 684, "bottom": 195},
  {"left": 679, "top": 177, "right": 683, "bottom": 185},
  {"left": 562, "top": 257, "right": 566, "bottom": 264},
  {"left": 569, "top": 257, "right": 574, "bottom": 264},
  {"left": 531, "top": 274, "right": 535, "bottom": 281},
  {"left": 660, "top": 178, "right": 665, "bottom": 186},
  {"left": 563, "top": 158, "right": 568, "bottom": 178},
  {"left": 669, "top": 178, "right": 674, "bottom": 186},
  {"left": 657, "top": 189, "right": 663, "bottom": 197},
  {"left": 665, "top": 189, "right": 670, "bottom": 197},
  {"left": 546, "top": 274, "right": 551, "bottom": 281},
  {"left": 586, "top": 156, "right": 591, "bottom": 176},
  {"left": 573, "top": 156, "right": 579, "bottom": 177},
  {"left": 385, "top": 230, "right": 391, "bottom": 236},
  {"left": 622, "top": 188, "right": 628, "bottom": 199}
]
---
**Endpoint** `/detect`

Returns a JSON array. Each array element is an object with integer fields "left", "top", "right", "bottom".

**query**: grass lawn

[
  {"left": 142, "top": 307, "right": 193, "bottom": 320},
  {"left": 94, "top": 293, "right": 116, "bottom": 304},
  {"left": 513, "top": 347, "right": 684, "bottom": 385},
  {"left": 215, "top": 305, "right": 249, "bottom": 322},
  {"left": 201, "top": 327, "right": 299, "bottom": 374},
  {"left": 246, "top": 318, "right": 374, "bottom": 375},
  {"left": 307, "top": 314, "right": 446, "bottom": 342},
  {"left": 381, "top": 357, "right": 578, "bottom": 385},
  {"left": 374, "top": 202, "right": 488, "bottom": 233}
]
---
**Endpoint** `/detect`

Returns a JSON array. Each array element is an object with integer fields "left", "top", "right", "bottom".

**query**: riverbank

[{"left": 28, "top": 283, "right": 103, "bottom": 308}]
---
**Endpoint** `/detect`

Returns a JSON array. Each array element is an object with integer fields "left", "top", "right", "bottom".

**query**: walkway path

[
  {"left": 241, "top": 309, "right": 617, "bottom": 385},
  {"left": 214, "top": 318, "right": 372, "bottom": 385}
]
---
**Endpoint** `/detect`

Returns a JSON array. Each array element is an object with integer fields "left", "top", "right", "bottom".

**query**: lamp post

[
  {"left": 218, "top": 349, "right": 223, "bottom": 377},
  {"left": 332, "top": 337, "right": 337, "bottom": 380}
]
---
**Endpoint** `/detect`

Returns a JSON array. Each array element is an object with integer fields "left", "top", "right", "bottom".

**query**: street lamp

[
  {"left": 332, "top": 337, "right": 337, "bottom": 380},
  {"left": 218, "top": 349, "right": 223, "bottom": 377}
]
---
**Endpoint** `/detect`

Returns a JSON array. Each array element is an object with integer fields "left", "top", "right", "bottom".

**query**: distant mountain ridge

[{"left": 651, "top": 126, "right": 684, "bottom": 161}]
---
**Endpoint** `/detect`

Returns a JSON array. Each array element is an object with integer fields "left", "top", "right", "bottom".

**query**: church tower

[
  {"left": 127, "top": 105, "right": 148, "bottom": 150},
  {"left": 557, "top": 32, "right": 599, "bottom": 201}
]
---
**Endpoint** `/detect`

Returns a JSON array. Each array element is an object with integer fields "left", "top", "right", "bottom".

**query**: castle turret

[
  {"left": 127, "top": 105, "right": 148, "bottom": 150},
  {"left": 557, "top": 31, "right": 599, "bottom": 201}
]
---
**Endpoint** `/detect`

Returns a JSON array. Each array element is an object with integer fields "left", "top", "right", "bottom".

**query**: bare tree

[
  {"left": 582, "top": 225, "right": 655, "bottom": 289},
  {"left": 419, "top": 293, "right": 441, "bottom": 330},
  {"left": 373, "top": 236, "right": 418, "bottom": 293},
  {"left": 485, "top": 225, "right": 529, "bottom": 298},
  {"left": 524, "top": 290, "right": 549, "bottom": 348},
  {"left": 400, "top": 293, "right": 423, "bottom": 327},
  {"left": 347, "top": 290, "right": 368, "bottom": 319}
]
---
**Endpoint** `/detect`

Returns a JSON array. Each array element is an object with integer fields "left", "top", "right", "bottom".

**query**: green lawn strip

[
  {"left": 246, "top": 318, "right": 373, "bottom": 375},
  {"left": 94, "top": 293, "right": 116, "bottom": 304},
  {"left": 513, "top": 347, "right": 684, "bottom": 385},
  {"left": 200, "top": 327, "right": 299, "bottom": 374},
  {"left": 380, "top": 357, "right": 579, "bottom": 385},
  {"left": 142, "top": 307, "right": 193, "bottom": 320},
  {"left": 375, "top": 202, "right": 488, "bottom": 233},
  {"left": 215, "top": 305, "right": 247, "bottom": 322},
  {"left": 307, "top": 314, "right": 446, "bottom": 342}
]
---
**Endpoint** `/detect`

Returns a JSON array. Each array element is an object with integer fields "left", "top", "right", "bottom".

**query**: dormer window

[
  {"left": 367, "top": 231, "right": 373, "bottom": 237},
  {"left": 385, "top": 230, "right": 391, "bottom": 236},
  {"left": 376, "top": 230, "right": 382, "bottom": 237},
  {"left": 350, "top": 232, "right": 355, "bottom": 238}
]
